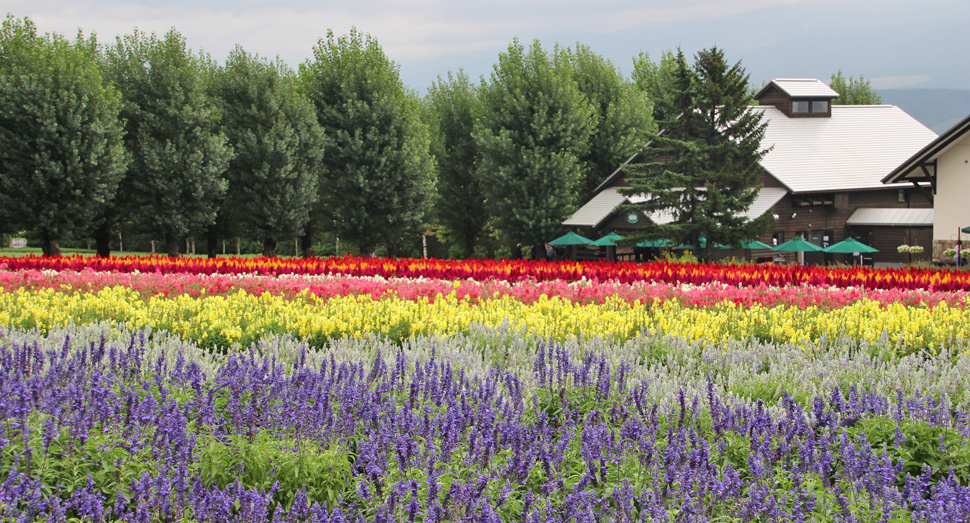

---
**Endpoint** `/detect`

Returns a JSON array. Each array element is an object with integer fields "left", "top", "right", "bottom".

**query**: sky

[{"left": 5, "top": 0, "right": 969, "bottom": 93}]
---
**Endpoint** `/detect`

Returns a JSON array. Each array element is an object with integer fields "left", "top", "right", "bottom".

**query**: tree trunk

[
  {"left": 532, "top": 242, "right": 545, "bottom": 261},
  {"left": 42, "top": 238, "right": 61, "bottom": 257},
  {"left": 165, "top": 233, "right": 180, "bottom": 257},
  {"left": 300, "top": 232, "right": 314, "bottom": 258},
  {"left": 263, "top": 237, "right": 277, "bottom": 258},
  {"left": 94, "top": 225, "right": 112, "bottom": 258},
  {"left": 206, "top": 228, "right": 219, "bottom": 259}
]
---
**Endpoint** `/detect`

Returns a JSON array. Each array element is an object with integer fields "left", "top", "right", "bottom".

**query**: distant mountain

[{"left": 877, "top": 89, "right": 970, "bottom": 134}]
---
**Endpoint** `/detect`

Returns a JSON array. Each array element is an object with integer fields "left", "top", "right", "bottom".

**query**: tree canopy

[
  {"left": 300, "top": 28, "right": 435, "bottom": 256},
  {"left": 475, "top": 39, "right": 595, "bottom": 259},
  {"left": 209, "top": 46, "right": 325, "bottom": 257},
  {"left": 104, "top": 28, "right": 232, "bottom": 257},
  {"left": 0, "top": 16, "right": 127, "bottom": 256},
  {"left": 425, "top": 70, "right": 487, "bottom": 258},
  {"left": 620, "top": 48, "right": 773, "bottom": 260},
  {"left": 565, "top": 44, "right": 654, "bottom": 201},
  {"left": 830, "top": 70, "right": 882, "bottom": 105}
]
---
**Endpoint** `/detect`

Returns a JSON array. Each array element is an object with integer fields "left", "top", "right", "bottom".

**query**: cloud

[
  {"left": 870, "top": 75, "right": 932, "bottom": 89},
  {"left": 9, "top": 0, "right": 808, "bottom": 67}
]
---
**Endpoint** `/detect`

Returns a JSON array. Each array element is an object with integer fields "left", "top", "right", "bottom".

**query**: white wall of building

[{"left": 933, "top": 138, "right": 970, "bottom": 242}]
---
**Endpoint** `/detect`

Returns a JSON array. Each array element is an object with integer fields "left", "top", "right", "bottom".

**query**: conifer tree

[{"left": 620, "top": 47, "right": 772, "bottom": 260}]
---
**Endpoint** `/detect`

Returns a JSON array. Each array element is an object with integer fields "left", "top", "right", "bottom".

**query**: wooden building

[
  {"left": 882, "top": 113, "right": 970, "bottom": 263},
  {"left": 565, "top": 78, "right": 938, "bottom": 266}
]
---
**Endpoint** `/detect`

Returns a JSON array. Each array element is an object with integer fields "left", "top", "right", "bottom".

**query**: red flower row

[{"left": 2, "top": 254, "right": 967, "bottom": 291}]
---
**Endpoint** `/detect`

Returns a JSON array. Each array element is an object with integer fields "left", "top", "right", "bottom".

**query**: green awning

[
  {"left": 548, "top": 232, "right": 592, "bottom": 246},
  {"left": 590, "top": 233, "right": 623, "bottom": 247},
  {"left": 772, "top": 237, "right": 824, "bottom": 252}
]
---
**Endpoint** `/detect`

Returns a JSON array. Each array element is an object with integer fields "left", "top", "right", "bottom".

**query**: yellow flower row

[{"left": 1, "top": 286, "right": 965, "bottom": 353}]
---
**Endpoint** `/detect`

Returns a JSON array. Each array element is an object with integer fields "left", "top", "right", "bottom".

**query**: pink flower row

[{"left": 3, "top": 268, "right": 969, "bottom": 309}]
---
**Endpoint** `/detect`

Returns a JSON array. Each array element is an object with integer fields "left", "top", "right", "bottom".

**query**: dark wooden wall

[{"left": 756, "top": 85, "right": 792, "bottom": 116}]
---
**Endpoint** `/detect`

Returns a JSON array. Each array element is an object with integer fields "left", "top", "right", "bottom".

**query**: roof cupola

[{"left": 754, "top": 78, "right": 839, "bottom": 118}]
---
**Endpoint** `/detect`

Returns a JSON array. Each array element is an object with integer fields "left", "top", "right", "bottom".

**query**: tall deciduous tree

[
  {"left": 830, "top": 70, "right": 882, "bottom": 105},
  {"left": 476, "top": 39, "right": 594, "bottom": 259},
  {"left": 104, "top": 29, "right": 231, "bottom": 257},
  {"left": 209, "top": 46, "right": 325, "bottom": 258},
  {"left": 620, "top": 47, "right": 772, "bottom": 260},
  {"left": 564, "top": 44, "right": 654, "bottom": 200},
  {"left": 425, "top": 70, "right": 486, "bottom": 258},
  {"left": 632, "top": 50, "right": 678, "bottom": 122},
  {"left": 300, "top": 28, "right": 435, "bottom": 257},
  {"left": 0, "top": 16, "right": 127, "bottom": 256}
]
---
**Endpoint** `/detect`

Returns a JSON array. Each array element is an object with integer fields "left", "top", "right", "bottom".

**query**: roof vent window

[
  {"left": 793, "top": 101, "right": 809, "bottom": 113},
  {"left": 812, "top": 101, "right": 829, "bottom": 113}
]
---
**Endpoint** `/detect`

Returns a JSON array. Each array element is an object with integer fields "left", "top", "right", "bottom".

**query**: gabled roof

[
  {"left": 755, "top": 78, "right": 838, "bottom": 99},
  {"left": 846, "top": 208, "right": 934, "bottom": 227},
  {"left": 563, "top": 186, "right": 787, "bottom": 229},
  {"left": 756, "top": 105, "right": 937, "bottom": 193},
  {"left": 882, "top": 112, "right": 970, "bottom": 184}
]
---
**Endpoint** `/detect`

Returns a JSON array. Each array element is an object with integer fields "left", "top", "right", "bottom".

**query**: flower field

[{"left": 1, "top": 255, "right": 970, "bottom": 521}]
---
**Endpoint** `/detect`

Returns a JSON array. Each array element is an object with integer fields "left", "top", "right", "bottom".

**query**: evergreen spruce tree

[
  {"left": 209, "top": 46, "right": 325, "bottom": 258},
  {"left": 425, "top": 70, "right": 486, "bottom": 258},
  {"left": 0, "top": 16, "right": 127, "bottom": 256},
  {"left": 476, "top": 39, "right": 594, "bottom": 260},
  {"left": 104, "top": 29, "right": 231, "bottom": 257},
  {"left": 300, "top": 29, "right": 435, "bottom": 257},
  {"left": 620, "top": 47, "right": 772, "bottom": 260}
]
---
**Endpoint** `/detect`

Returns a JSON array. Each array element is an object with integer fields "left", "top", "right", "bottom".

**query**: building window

[
  {"left": 898, "top": 189, "right": 906, "bottom": 202},
  {"left": 792, "top": 101, "right": 809, "bottom": 113},
  {"left": 772, "top": 231, "right": 784, "bottom": 246},
  {"left": 812, "top": 101, "right": 828, "bottom": 113}
]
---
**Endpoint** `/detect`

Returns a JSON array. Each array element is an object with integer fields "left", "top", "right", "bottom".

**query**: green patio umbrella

[
  {"left": 590, "top": 233, "right": 623, "bottom": 247},
  {"left": 548, "top": 232, "right": 591, "bottom": 246},
  {"left": 772, "top": 237, "right": 824, "bottom": 252},
  {"left": 675, "top": 237, "right": 707, "bottom": 250},
  {"left": 822, "top": 238, "right": 879, "bottom": 254},
  {"left": 962, "top": 226, "right": 970, "bottom": 234},
  {"left": 717, "top": 240, "right": 773, "bottom": 250}
]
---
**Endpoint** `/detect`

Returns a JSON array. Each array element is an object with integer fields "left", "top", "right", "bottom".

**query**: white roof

[
  {"left": 756, "top": 105, "right": 937, "bottom": 193},
  {"left": 846, "top": 208, "right": 934, "bottom": 227},
  {"left": 564, "top": 186, "right": 787, "bottom": 228},
  {"left": 563, "top": 187, "right": 626, "bottom": 228},
  {"left": 765, "top": 78, "right": 838, "bottom": 98}
]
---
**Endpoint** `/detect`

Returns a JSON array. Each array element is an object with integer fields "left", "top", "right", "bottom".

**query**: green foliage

[
  {"left": 850, "top": 417, "right": 970, "bottom": 486},
  {"left": 475, "top": 39, "right": 595, "bottom": 252},
  {"left": 830, "top": 70, "right": 882, "bottom": 105},
  {"left": 425, "top": 70, "right": 487, "bottom": 258},
  {"left": 300, "top": 28, "right": 435, "bottom": 256},
  {"left": 0, "top": 15, "right": 127, "bottom": 256},
  {"left": 620, "top": 47, "right": 772, "bottom": 261},
  {"left": 198, "top": 433, "right": 354, "bottom": 512},
  {"left": 563, "top": 44, "right": 654, "bottom": 201},
  {"left": 632, "top": 49, "right": 679, "bottom": 122},
  {"left": 208, "top": 46, "right": 325, "bottom": 258},
  {"left": 104, "top": 28, "right": 232, "bottom": 257}
]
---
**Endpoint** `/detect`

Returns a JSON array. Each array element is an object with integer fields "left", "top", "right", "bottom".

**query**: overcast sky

[{"left": 6, "top": 0, "right": 968, "bottom": 92}]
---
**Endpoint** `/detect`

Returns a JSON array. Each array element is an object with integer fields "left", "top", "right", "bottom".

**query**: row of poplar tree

[{"left": 0, "top": 15, "right": 878, "bottom": 258}]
